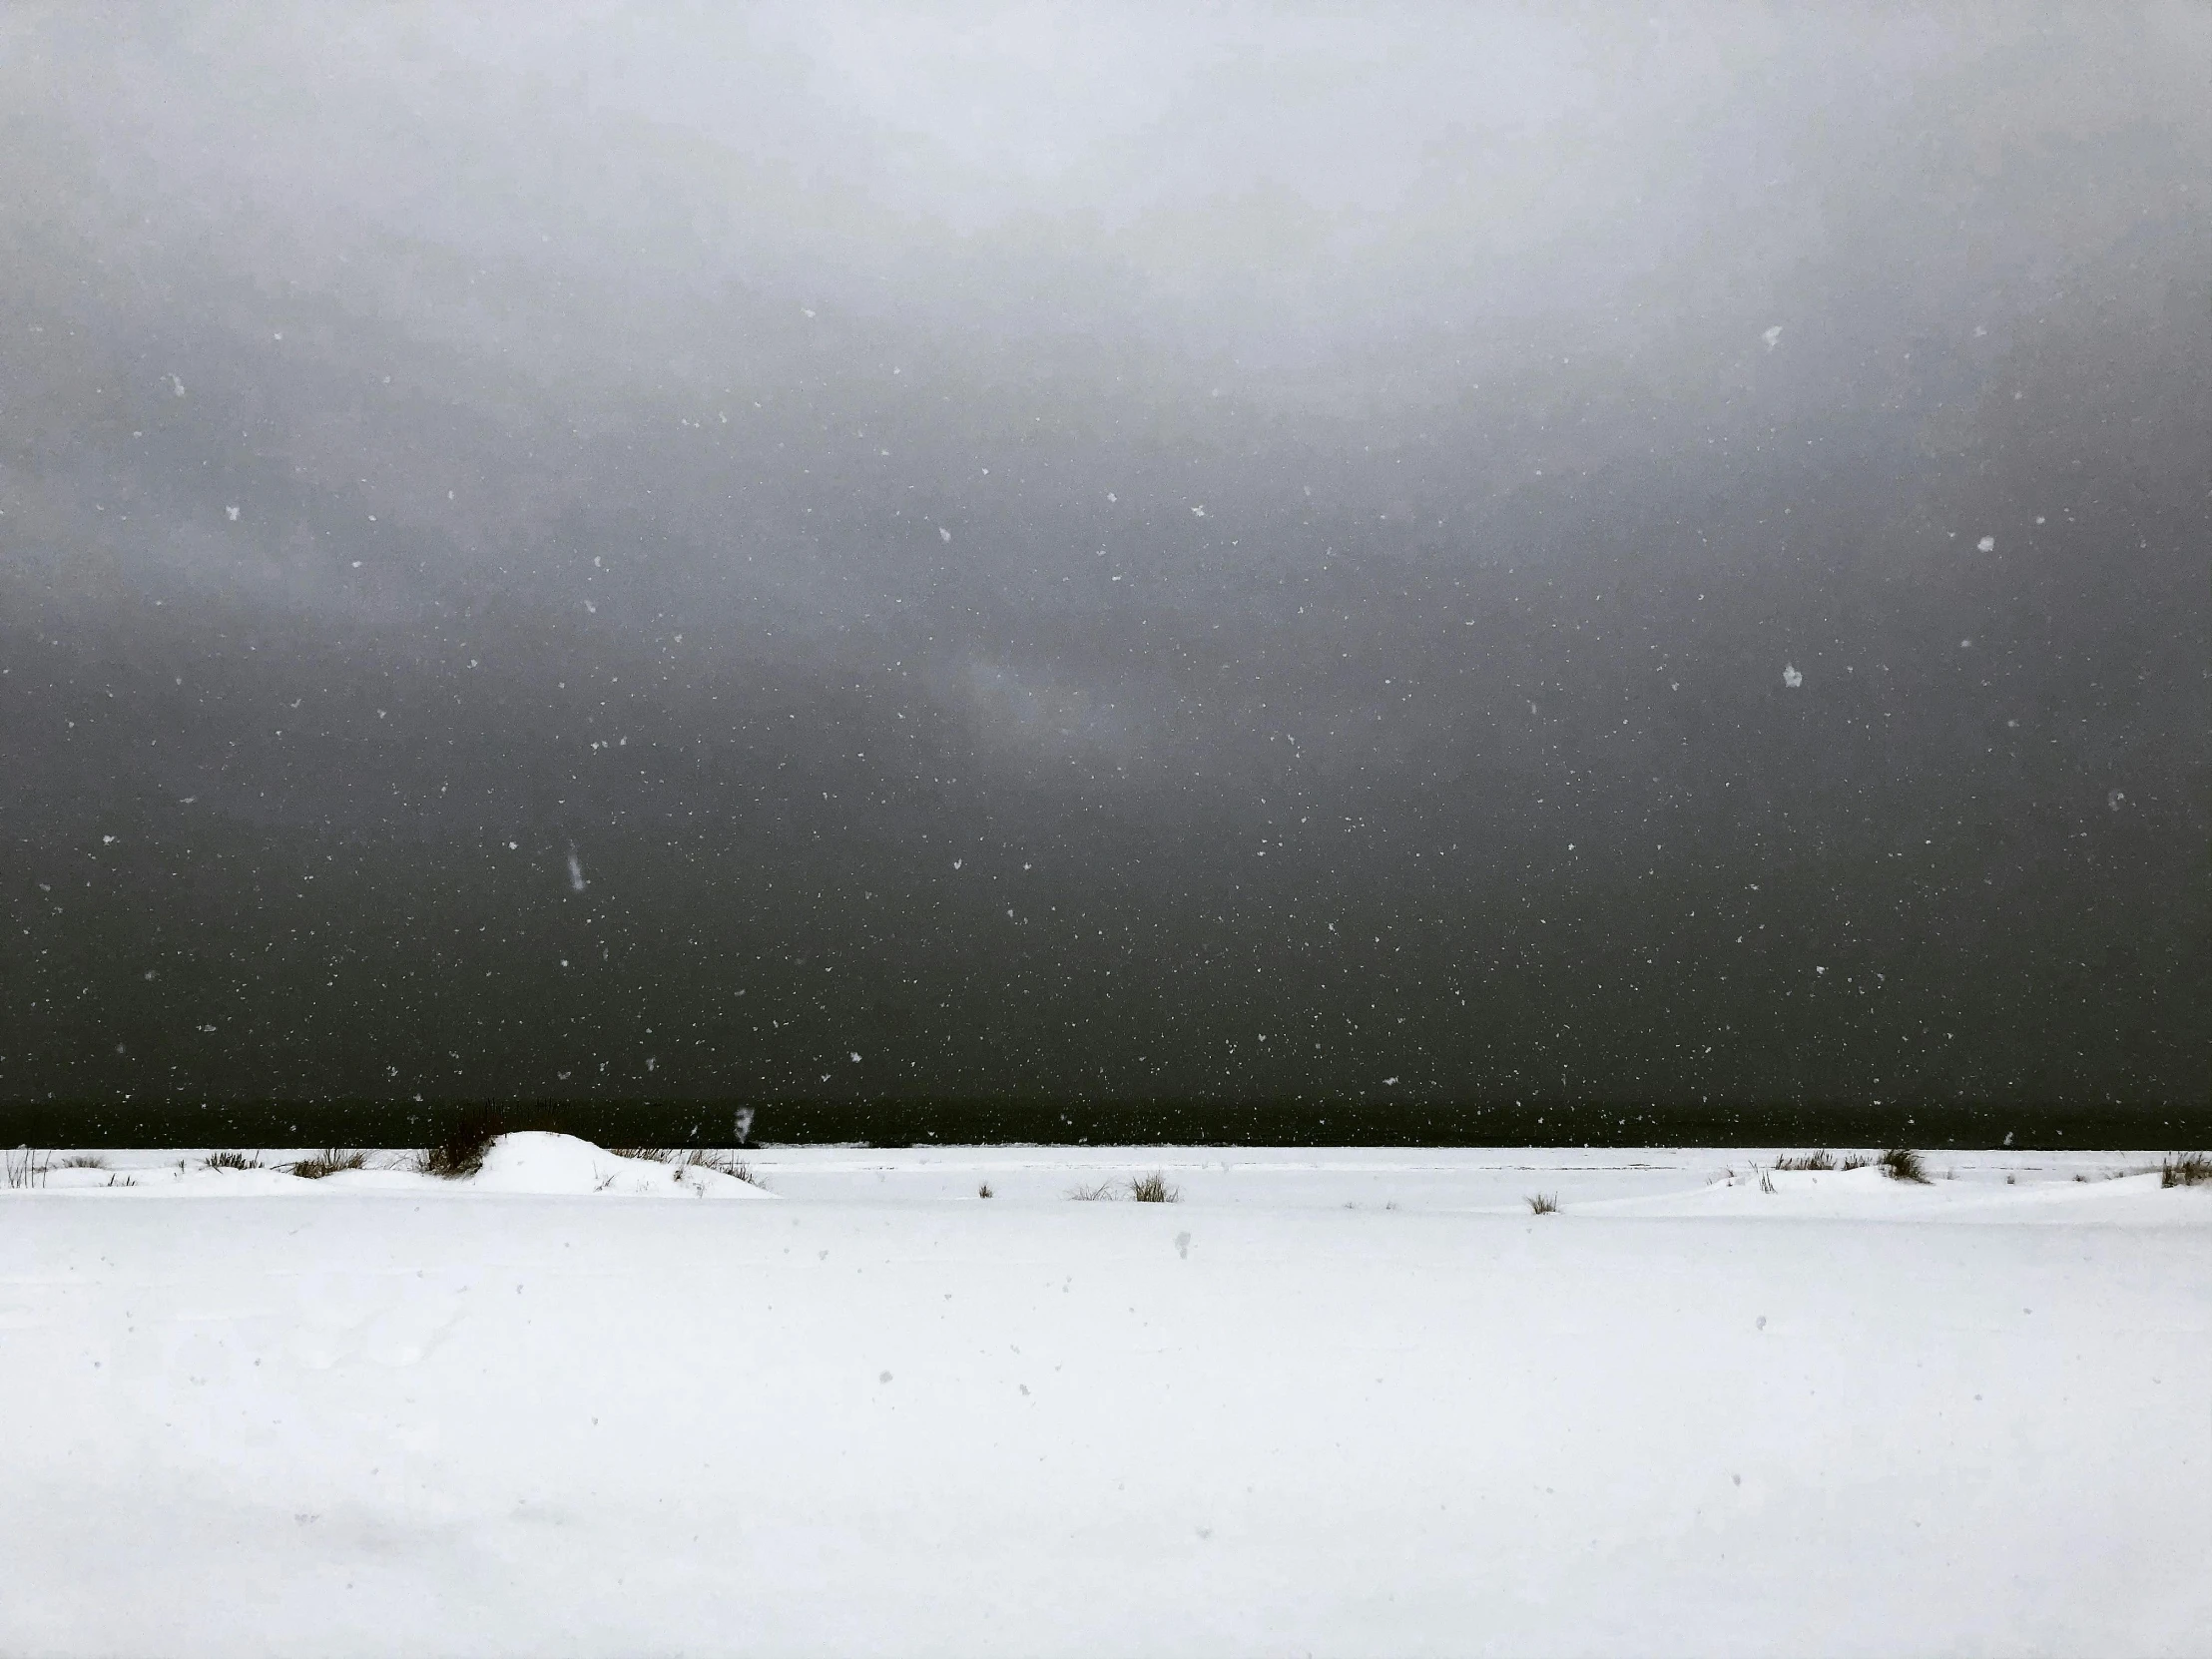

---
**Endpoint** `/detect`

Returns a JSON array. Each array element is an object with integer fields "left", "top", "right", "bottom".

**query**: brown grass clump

[
  {"left": 408, "top": 1111, "right": 505, "bottom": 1179},
  {"left": 1878, "top": 1148, "right": 1930, "bottom": 1184},
  {"left": 680, "top": 1148, "right": 767, "bottom": 1187},
  {"left": 1773, "top": 1151, "right": 1836, "bottom": 1172},
  {"left": 2160, "top": 1152, "right": 2211, "bottom": 1188},
  {"left": 288, "top": 1150, "right": 369, "bottom": 1180}
]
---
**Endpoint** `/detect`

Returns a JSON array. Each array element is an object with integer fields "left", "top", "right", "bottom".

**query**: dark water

[{"left": 3, "top": 1098, "right": 2203, "bottom": 1151}]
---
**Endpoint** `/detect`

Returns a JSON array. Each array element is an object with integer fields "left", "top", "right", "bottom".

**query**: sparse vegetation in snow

[
  {"left": 1774, "top": 1151, "right": 1836, "bottom": 1171},
  {"left": 615, "top": 1147, "right": 764, "bottom": 1185},
  {"left": 287, "top": 1150, "right": 368, "bottom": 1179},
  {"left": 619, "top": 1147, "right": 768, "bottom": 1186},
  {"left": 2161, "top": 1152, "right": 2211, "bottom": 1188},
  {"left": 683, "top": 1148, "right": 766, "bottom": 1187},
  {"left": 410, "top": 1113, "right": 505, "bottom": 1179}
]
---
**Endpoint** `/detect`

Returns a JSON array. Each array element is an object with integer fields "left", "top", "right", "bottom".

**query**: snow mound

[
  {"left": 471, "top": 1133, "right": 770, "bottom": 1199},
  {"left": 1583, "top": 1164, "right": 2196, "bottom": 1223}
]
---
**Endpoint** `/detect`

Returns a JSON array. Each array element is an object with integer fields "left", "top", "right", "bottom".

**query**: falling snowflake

[
  {"left": 1762, "top": 325, "right": 1782, "bottom": 350},
  {"left": 1976, "top": 535, "right": 1995, "bottom": 552},
  {"left": 1782, "top": 665, "right": 1803, "bottom": 689}
]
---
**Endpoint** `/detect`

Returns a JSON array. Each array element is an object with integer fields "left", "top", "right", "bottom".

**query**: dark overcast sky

[{"left": 3, "top": 2, "right": 2205, "bottom": 1111}]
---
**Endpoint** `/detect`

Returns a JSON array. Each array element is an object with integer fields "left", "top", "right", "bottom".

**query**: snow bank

[
  {"left": 1588, "top": 1162, "right": 2206, "bottom": 1224},
  {"left": 470, "top": 1132, "right": 771, "bottom": 1198},
  {"left": 11, "top": 1135, "right": 773, "bottom": 1200}
]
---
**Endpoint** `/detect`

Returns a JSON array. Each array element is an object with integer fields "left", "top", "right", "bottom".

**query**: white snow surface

[{"left": 3, "top": 1140, "right": 2205, "bottom": 1657}]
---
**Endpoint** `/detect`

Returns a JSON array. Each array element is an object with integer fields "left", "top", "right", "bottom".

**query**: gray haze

[{"left": 3, "top": 3, "right": 2206, "bottom": 1110}]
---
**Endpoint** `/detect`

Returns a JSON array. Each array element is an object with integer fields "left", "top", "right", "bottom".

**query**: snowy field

[{"left": 3, "top": 1137, "right": 2206, "bottom": 1658}]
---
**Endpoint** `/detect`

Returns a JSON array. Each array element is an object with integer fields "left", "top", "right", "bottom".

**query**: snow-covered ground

[{"left": 3, "top": 1137, "right": 2205, "bottom": 1657}]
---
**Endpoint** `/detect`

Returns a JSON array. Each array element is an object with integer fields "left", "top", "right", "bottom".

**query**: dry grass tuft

[
  {"left": 1527, "top": 1192, "right": 1559, "bottom": 1215},
  {"left": 202, "top": 1150, "right": 263, "bottom": 1170},
  {"left": 615, "top": 1147, "right": 766, "bottom": 1185},
  {"left": 408, "top": 1113, "right": 504, "bottom": 1180},
  {"left": 287, "top": 1149, "right": 368, "bottom": 1180},
  {"left": 1878, "top": 1147, "right": 1930, "bottom": 1184},
  {"left": 683, "top": 1148, "right": 766, "bottom": 1187},
  {"left": 2160, "top": 1152, "right": 2211, "bottom": 1188},
  {"left": 1127, "top": 1171, "right": 1180, "bottom": 1203},
  {"left": 1066, "top": 1179, "right": 1118, "bottom": 1201},
  {"left": 58, "top": 1154, "right": 111, "bottom": 1170},
  {"left": 5, "top": 1147, "right": 52, "bottom": 1189},
  {"left": 1773, "top": 1151, "right": 1836, "bottom": 1172}
]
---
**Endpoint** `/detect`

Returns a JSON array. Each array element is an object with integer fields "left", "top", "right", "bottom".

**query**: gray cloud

[{"left": 2, "top": 2, "right": 2205, "bottom": 1110}]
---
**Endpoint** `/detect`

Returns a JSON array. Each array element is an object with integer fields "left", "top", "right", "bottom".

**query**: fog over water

[{"left": 3, "top": 4, "right": 2205, "bottom": 1112}]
